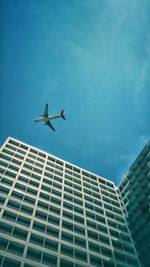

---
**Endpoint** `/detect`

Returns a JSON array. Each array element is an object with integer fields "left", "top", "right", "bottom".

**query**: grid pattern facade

[
  {"left": 0, "top": 137, "right": 140, "bottom": 267},
  {"left": 119, "top": 140, "right": 150, "bottom": 267}
]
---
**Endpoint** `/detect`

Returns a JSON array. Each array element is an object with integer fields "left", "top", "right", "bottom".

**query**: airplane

[{"left": 34, "top": 103, "right": 65, "bottom": 131}]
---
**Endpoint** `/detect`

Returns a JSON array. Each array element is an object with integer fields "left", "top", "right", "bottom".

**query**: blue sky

[{"left": 1, "top": 0, "right": 150, "bottom": 185}]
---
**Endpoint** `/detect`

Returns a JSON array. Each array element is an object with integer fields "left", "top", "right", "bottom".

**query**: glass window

[
  {"left": 60, "top": 259, "right": 74, "bottom": 267},
  {"left": 89, "top": 242, "right": 100, "bottom": 253},
  {"left": 90, "top": 255, "right": 102, "bottom": 266},
  {"left": 48, "top": 215, "right": 60, "bottom": 226},
  {"left": 42, "top": 253, "right": 57, "bottom": 266},
  {"left": 24, "top": 195, "right": 35, "bottom": 205},
  {"left": 61, "top": 244, "right": 74, "bottom": 257},
  {"left": 16, "top": 215, "right": 31, "bottom": 227},
  {"left": 35, "top": 210, "right": 47, "bottom": 221},
  {"left": 61, "top": 232, "right": 73, "bottom": 243},
  {"left": 38, "top": 200, "right": 49, "bottom": 210},
  {"left": 63, "top": 210, "right": 73, "bottom": 220},
  {"left": 1, "top": 177, "right": 13, "bottom": 186},
  {"left": 74, "top": 236, "right": 86, "bottom": 248},
  {"left": 0, "top": 195, "right": 5, "bottom": 205},
  {"left": 7, "top": 200, "right": 21, "bottom": 211},
  {"left": 33, "top": 221, "right": 46, "bottom": 233},
  {"left": 74, "top": 206, "right": 83, "bottom": 214},
  {"left": 87, "top": 220, "right": 97, "bottom": 230},
  {"left": 12, "top": 227, "right": 28, "bottom": 240},
  {"left": 75, "top": 249, "right": 87, "bottom": 262},
  {"left": 7, "top": 241, "right": 24, "bottom": 256},
  {"left": 88, "top": 230, "right": 98, "bottom": 241},
  {"left": 2, "top": 257, "right": 21, "bottom": 267},
  {"left": 51, "top": 196, "right": 61, "bottom": 206},
  {"left": 44, "top": 238, "right": 58, "bottom": 251},
  {"left": 0, "top": 185, "right": 10, "bottom": 195},
  {"left": 20, "top": 205, "right": 33, "bottom": 215},
  {"left": 99, "top": 234, "right": 110, "bottom": 245},
  {"left": 26, "top": 187, "right": 37, "bottom": 196},
  {"left": 2, "top": 210, "right": 17, "bottom": 222},
  {"left": 15, "top": 183, "right": 26, "bottom": 192},
  {"left": 74, "top": 225, "right": 85, "bottom": 235},
  {"left": 0, "top": 236, "right": 9, "bottom": 251},
  {"left": 30, "top": 233, "right": 44, "bottom": 246},
  {"left": 49, "top": 205, "right": 60, "bottom": 215},
  {"left": 40, "top": 192, "right": 50, "bottom": 202},
  {"left": 101, "top": 247, "right": 112, "bottom": 258},
  {"left": 46, "top": 226, "right": 59, "bottom": 238},
  {"left": 41, "top": 184, "right": 51, "bottom": 193},
  {"left": 4, "top": 170, "right": 16, "bottom": 179},
  {"left": 74, "top": 215, "right": 84, "bottom": 224},
  {"left": 62, "top": 220, "right": 73, "bottom": 231},
  {"left": 26, "top": 247, "right": 42, "bottom": 262}
]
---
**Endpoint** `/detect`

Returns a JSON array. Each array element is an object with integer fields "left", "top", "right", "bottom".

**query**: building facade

[
  {"left": 0, "top": 137, "right": 141, "bottom": 267},
  {"left": 119, "top": 141, "right": 150, "bottom": 267}
]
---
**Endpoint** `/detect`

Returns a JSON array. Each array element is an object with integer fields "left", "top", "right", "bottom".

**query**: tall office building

[
  {"left": 119, "top": 140, "right": 150, "bottom": 267},
  {"left": 0, "top": 137, "right": 141, "bottom": 267}
]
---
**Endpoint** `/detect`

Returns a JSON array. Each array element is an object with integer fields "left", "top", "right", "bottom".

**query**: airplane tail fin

[{"left": 61, "top": 110, "right": 65, "bottom": 120}]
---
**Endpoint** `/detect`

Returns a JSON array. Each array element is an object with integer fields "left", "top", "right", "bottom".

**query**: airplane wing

[
  {"left": 46, "top": 121, "right": 55, "bottom": 131},
  {"left": 43, "top": 103, "right": 48, "bottom": 118}
]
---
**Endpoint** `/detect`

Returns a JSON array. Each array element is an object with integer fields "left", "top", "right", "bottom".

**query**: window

[
  {"left": 101, "top": 247, "right": 112, "bottom": 258},
  {"left": 2, "top": 210, "right": 17, "bottom": 222},
  {"left": 41, "top": 184, "right": 51, "bottom": 193},
  {"left": 2, "top": 257, "right": 21, "bottom": 267},
  {"left": 44, "top": 239, "right": 58, "bottom": 251},
  {"left": 1, "top": 177, "right": 13, "bottom": 186},
  {"left": 15, "top": 183, "right": 26, "bottom": 192},
  {"left": 12, "top": 227, "right": 28, "bottom": 240},
  {"left": 40, "top": 192, "right": 50, "bottom": 202},
  {"left": 60, "top": 259, "right": 74, "bottom": 267},
  {"left": 42, "top": 253, "right": 57, "bottom": 266},
  {"left": 49, "top": 205, "right": 60, "bottom": 215},
  {"left": 51, "top": 197, "right": 61, "bottom": 206},
  {"left": 38, "top": 201, "right": 49, "bottom": 210},
  {"left": 74, "top": 215, "right": 84, "bottom": 224},
  {"left": 75, "top": 249, "right": 87, "bottom": 262},
  {"left": 88, "top": 230, "right": 98, "bottom": 241},
  {"left": 74, "top": 206, "right": 83, "bottom": 215},
  {"left": 87, "top": 220, "right": 97, "bottom": 230},
  {"left": 75, "top": 236, "right": 86, "bottom": 248},
  {"left": 16, "top": 215, "right": 31, "bottom": 227},
  {"left": 20, "top": 205, "right": 33, "bottom": 215},
  {"left": 7, "top": 200, "right": 21, "bottom": 211},
  {"left": 62, "top": 220, "right": 73, "bottom": 231},
  {"left": 90, "top": 255, "right": 102, "bottom": 266},
  {"left": 24, "top": 195, "right": 35, "bottom": 205},
  {"left": 0, "top": 236, "right": 9, "bottom": 251},
  {"left": 0, "top": 185, "right": 10, "bottom": 195},
  {"left": 89, "top": 242, "right": 100, "bottom": 253},
  {"left": 33, "top": 221, "right": 46, "bottom": 233},
  {"left": 61, "top": 244, "right": 74, "bottom": 257},
  {"left": 26, "top": 247, "right": 42, "bottom": 262},
  {"left": 48, "top": 215, "right": 60, "bottom": 226},
  {"left": 0, "top": 196, "right": 5, "bottom": 205},
  {"left": 46, "top": 226, "right": 59, "bottom": 238},
  {"left": 7, "top": 241, "right": 24, "bottom": 256},
  {"left": 30, "top": 233, "right": 44, "bottom": 246},
  {"left": 74, "top": 225, "right": 85, "bottom": 235},
  {"left": 61, "top": 232, "right": 73, "bottom": 243},
  {"left": 35, "top": 210, "right": 47, "bottom": 221},
  {"left": 63, "top": 210, "right": 73, "bottom": 220},
  {"left": 99, "top": 234, "right": 110, "bottom": 245}
]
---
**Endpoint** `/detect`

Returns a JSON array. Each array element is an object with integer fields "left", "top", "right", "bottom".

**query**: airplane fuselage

[{"left": 34, "top": 114, "right": 62, "bottom": 123}]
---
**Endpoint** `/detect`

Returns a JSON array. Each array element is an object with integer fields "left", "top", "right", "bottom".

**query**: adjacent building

[
  {"left": 0, "top": 137, "right": 142, "bottom": 267},
  {"left": 119, "top": 140, "right": 150, "bottom": 267}
]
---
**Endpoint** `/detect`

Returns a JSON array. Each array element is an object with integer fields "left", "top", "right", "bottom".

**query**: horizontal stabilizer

[{"left": 61, "top": 110, "right": 65, "bottom": 120}]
